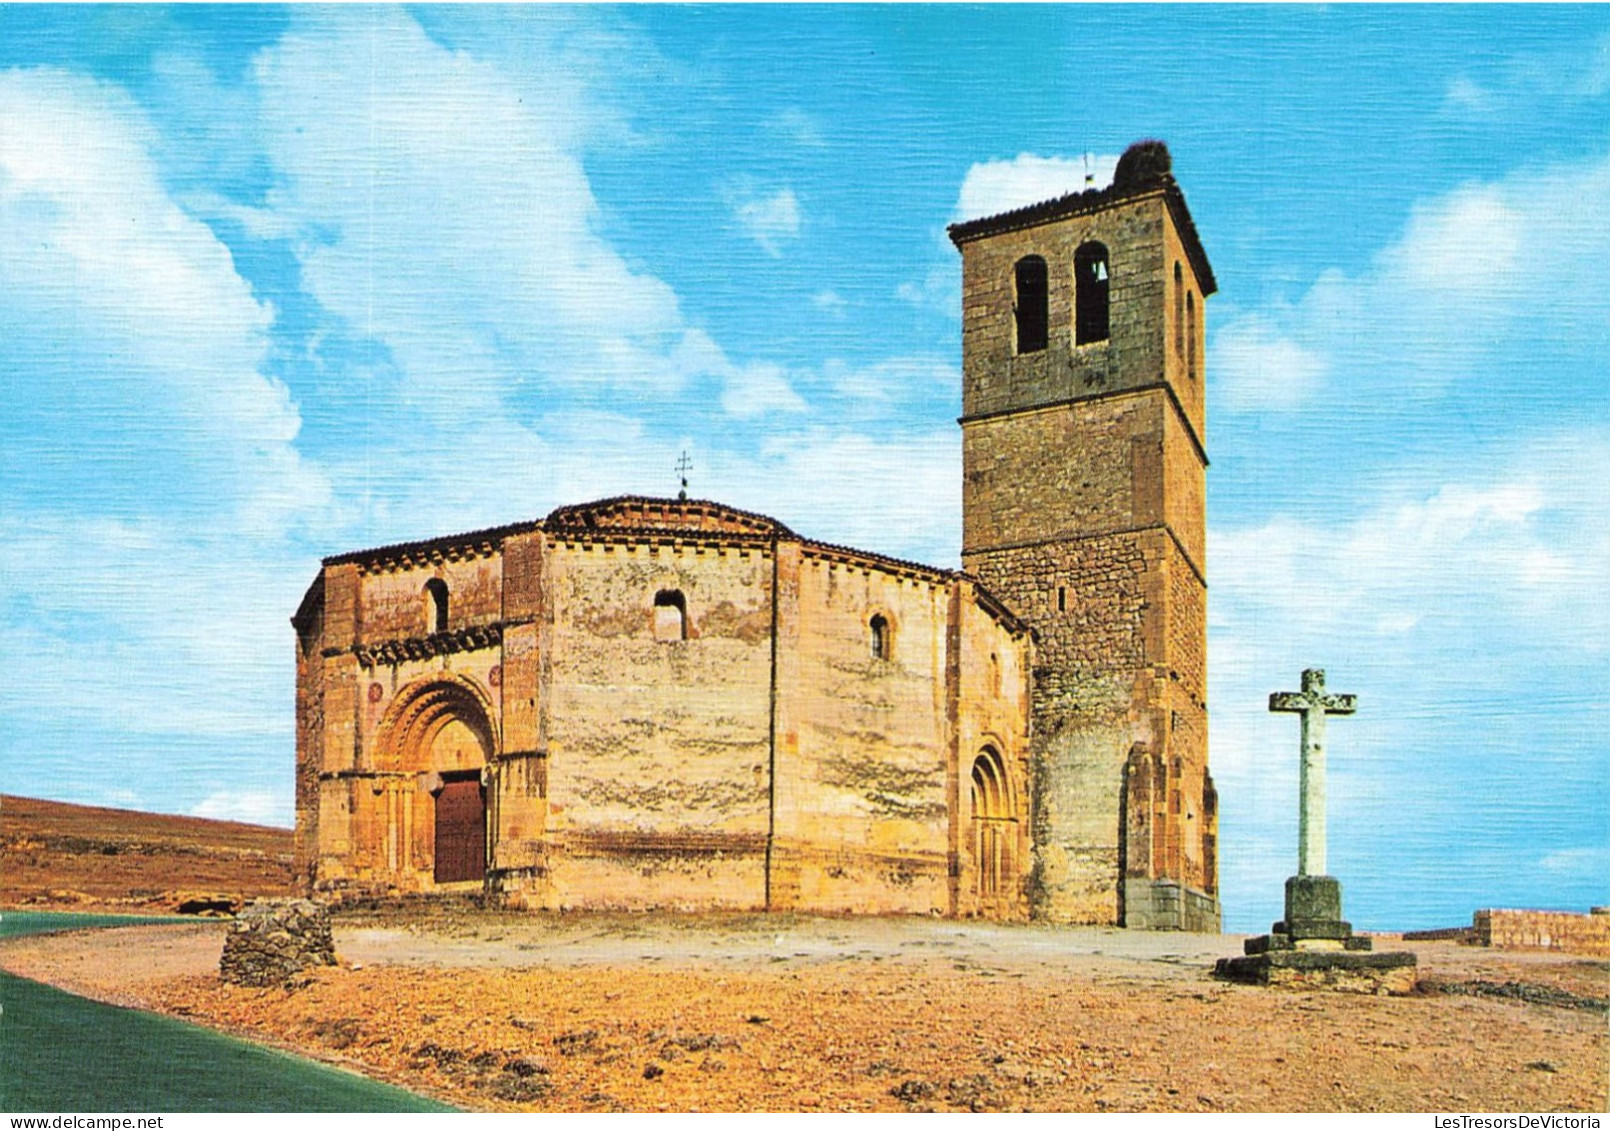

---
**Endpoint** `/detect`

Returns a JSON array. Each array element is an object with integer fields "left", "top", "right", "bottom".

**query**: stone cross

[{"left": 1270, "top": 668, "right": 1357, "bottom": 877}]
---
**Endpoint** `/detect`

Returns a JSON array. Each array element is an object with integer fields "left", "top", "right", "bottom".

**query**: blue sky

[{"left": 1, "top": 6, "right": 1604, "bottom": 931}]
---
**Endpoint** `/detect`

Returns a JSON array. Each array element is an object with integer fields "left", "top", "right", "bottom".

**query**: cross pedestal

[{"left": 1215, "top": 668, "right": 1418, "bottom": 992}]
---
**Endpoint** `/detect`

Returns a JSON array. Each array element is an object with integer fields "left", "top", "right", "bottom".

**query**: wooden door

[{"left": 434, "top": 777, "right": 486, "bottom": 883}]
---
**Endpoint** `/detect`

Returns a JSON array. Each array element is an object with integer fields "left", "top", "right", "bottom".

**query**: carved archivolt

[
  {"left": 373, "top": 673, "right": 499, "bottom": 773},
  {"left": 970, "top": 738, "right": 1018, "bottom": 821}
]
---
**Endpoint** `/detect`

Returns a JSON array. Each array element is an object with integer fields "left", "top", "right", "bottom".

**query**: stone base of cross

[{"left": 1273, "top": 875, "right": 1356, "bottom": 950}]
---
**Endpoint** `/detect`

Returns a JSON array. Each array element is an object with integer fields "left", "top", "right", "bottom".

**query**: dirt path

[{"left": 3, "top": 912, "right": 1604, "bottom": 1113}]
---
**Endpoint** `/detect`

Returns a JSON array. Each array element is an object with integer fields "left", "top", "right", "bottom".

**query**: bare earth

[
  {"left": 0, "top": 794, "right": 294, "bottom": 910},
  {"left": 2, "top": 908, "right": 1604, "bottom": 1113}
]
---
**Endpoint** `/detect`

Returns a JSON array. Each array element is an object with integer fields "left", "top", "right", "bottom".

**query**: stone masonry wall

[
  {"left": 771, "top": 552, "right": 953, "bottom": 915},
  {"left": 540, "top": 536, "right": 774, "bottom": 911},
  {"left": 1475, "top": 909, "right": 1610, "bottom": 956},
  {"left": 491, "top": 530, "right": 546, "bottom": 888},
  {"left": 951, "top": 585, "right": 1034, "bottom": 920},
  {"left": 965, "top": 532, "right": 1143, "bottom": 924},
  {"left": 963, "top": 392, "right": 1163, "bottom": 556},
  {"left": 358, "top": 552, "right": 503, "bottom": 641},
  {"left": 342, "top": 658, "right": 501, "bottom": 891},
  {"left": 292, "top": 587, "right": 324, "bottom": 889},
  {"left": 958, "top": 194, "right": 1171, "bottom": 422},
  {"left": 304, "top": 548, "right": 507, "bottom": 894},
  {"left": 1159, "top": 198, "right": 1208, "bottom": 438}
]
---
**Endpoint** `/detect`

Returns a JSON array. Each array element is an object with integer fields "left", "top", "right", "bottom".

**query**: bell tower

[{"left": 949, "top": 140, "right": 1219, "bottom": 929}]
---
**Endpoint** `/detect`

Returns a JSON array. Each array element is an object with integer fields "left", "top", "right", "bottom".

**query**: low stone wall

[
  {"left": 1401, "top": 926, "right": 1475, "bottom": 942},
  {"left": 1474, "top": 908, "right": 1610, "bottom": 957}
]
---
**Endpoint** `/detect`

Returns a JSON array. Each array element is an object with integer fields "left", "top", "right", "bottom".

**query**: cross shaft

[{"left": 1269, "top": 668, "right": 1357, "bottom": 877}]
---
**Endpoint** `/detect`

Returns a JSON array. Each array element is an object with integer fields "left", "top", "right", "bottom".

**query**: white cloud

[
  {"left": 192, "top": 790, "right": 291, "bottom": 827},
  {"left": 1442, "top": 32, "right": 1610, "bottom": 116},
  {"left": 252, "top": 8, "right": 734, "bottom": 411},
  {"left": 1212, "top": 437, "right": 1610, "bottom": 658},
  {"left": 0, "top": 68, "right": 334, "bottom": 823},
  {"left": 1208, "top": 430, "right": 1610, "bottom": 785},
  {"left": 1206, "top": 433, "right": 1610, "bottom": 926},
  {"left": 226, "top": 7, "right": 820, "bottom": 548},
  {"left": 1210, "top": 148, "right": 1610, "bottom": 411},
  {"left": 812, "top": 289, "right": 847, "bottom": 317},
  {"left": 768, "top": 107, "right": 826, "bottom": 148},
  {"left": 954, "top": 152, "right": 1118, "bottom": 222},
  {"left": 0, "top": 68, "right": 337, "bottom": 779},
  {"left": 718, "top": 428, "right": 962, "bottom": 569},
  {"left": 1393, "top": 182, "right": 1521, "bottom": 299},
  {"left": 820, "top": 357, "right": 957, "bottom": 406},
  {"left": 896, "top": 264, "right": 959, "bottom": 319},
  {"left": 1442, "top": 77, "right": 1497, "bottom": 116},
  {"left": 720, "top": 362, "right": 808, "bottom": 419},
  {"left": 1211, "top": 316, "right": 1329, "bottom": 412},
  {"left": 0, "top": 513, "right": 311, "bottom": 741},
  {"left": 0, "top": 68, "right": 329, "bottom": 532},
  {"left": 97, "top": 790, "right": 147, "bottom": 811},
  {"left": 732, "top": 187, "right": 802, "bottom": 256},
  {"left": 1537, "top": 845, "right": 1610, "bottom": 877}
]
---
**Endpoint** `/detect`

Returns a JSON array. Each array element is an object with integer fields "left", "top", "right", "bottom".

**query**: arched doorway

[
  {"left": 372, "top": 676, "right": 496, "bottom": 888},
  {"left": 970, "top": 746, "right": 1017, "bottom": 911}
]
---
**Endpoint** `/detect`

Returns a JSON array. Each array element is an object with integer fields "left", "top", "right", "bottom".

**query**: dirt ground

[
  {"left": 0, "top": 795, "right": 294, "bottom": 911},
  {"left": 3, "top": 908, "right": 1604, "bottom": 1113}
]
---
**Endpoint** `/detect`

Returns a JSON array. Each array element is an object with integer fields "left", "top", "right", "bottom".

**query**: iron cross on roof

[
  {"left": 676, "top": 451, "right": 692, "bottom": 501},
  {"left": 1270, "top": 668, "right": 1358, "bottom": 878}
]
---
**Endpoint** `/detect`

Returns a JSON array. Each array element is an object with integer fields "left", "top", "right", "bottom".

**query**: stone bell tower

[{"left": 948, "top": 140, "right": 1219, "bottom": 929}]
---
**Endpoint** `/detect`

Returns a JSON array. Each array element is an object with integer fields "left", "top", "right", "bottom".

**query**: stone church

[{"left": 293, "top": 140, "right": 1218, "bottom": 930}]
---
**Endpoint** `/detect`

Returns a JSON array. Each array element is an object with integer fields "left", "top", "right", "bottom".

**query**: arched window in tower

[
  {"left": 653, "top": 589, "right": 687, "bottom": 642},
  {"left": 1186, "top": 290, "right": 1197, "bottom": 381},
  {"left": 869, "top": 613, "right": 892, "bottom": 661},
  {"left": 1075, "top": 242, "right": 1110, "bottom": 344},
  {"left": 424, "top": 578, "right": 449, "bottom": 634},
  {"left": 1174, "top": 262, "right": 1185, "bottom": 360},
  {"left": 1013, "top": 255, "right": 1048, "bottom": 354}
]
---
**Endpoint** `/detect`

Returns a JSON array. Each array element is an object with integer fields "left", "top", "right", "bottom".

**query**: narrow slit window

[
  {"left": 1173, "top": 262, "right": 1185, "bottom": 360},
  {"left": 1075, "top": 242, "right": 1110, "bottom": 344},
  {"left": 1057, "top": 586, "right": 1066, "bottom": 612},
  {"left": 653, "top": 589, "right": 687, "bottom": 642},
  {"left": 424, "top": 578, "right": 449, "bottom": 634},
  {"left": 1013, "top": 256, "right": 1048, "bottom": 354},
  {"left": 869, "top": 613, "right": 891, "bottom": 661},
  {"left": 1186, "top": 291, "right": 1197, "bottom": 380}
]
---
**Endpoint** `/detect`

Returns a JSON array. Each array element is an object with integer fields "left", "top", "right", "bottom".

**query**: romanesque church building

[{"left": 293, "top": 140, "right": 1219, "bottom": 930}]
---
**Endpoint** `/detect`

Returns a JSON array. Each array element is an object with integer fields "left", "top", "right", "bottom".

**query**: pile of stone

[{"left": 219, "top": 898, "right": 337, "bottom": 986}]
